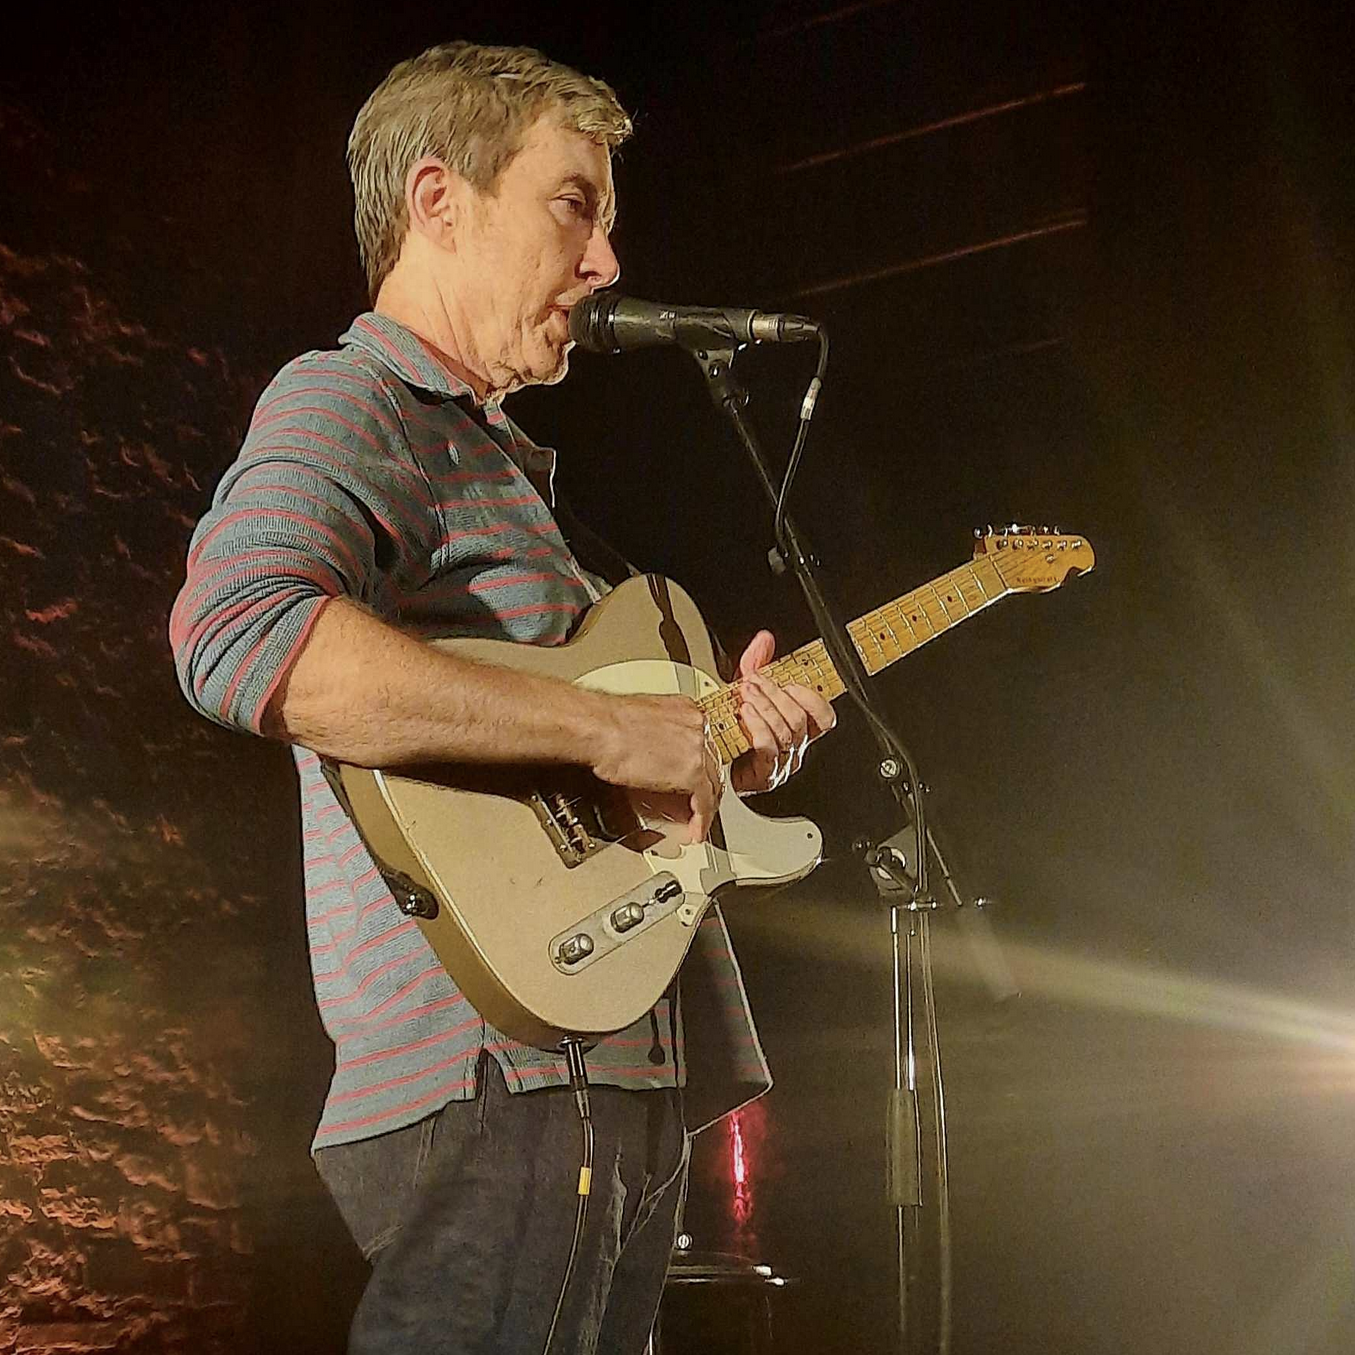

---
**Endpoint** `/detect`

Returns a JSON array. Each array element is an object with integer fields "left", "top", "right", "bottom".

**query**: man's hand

[
  {"left": 729, "top": 630, "right": 836, "bottom": 795},
  {"left": 590, "top": 692, "right": 722, "bottom": 845},
  {"left": 587, "top": 628, "right": 836, "bottom": 839}
]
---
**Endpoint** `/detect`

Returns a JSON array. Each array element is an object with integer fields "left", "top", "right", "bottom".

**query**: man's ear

[{"left": 405, "top": 156, "right": 468, "bottom": 247}]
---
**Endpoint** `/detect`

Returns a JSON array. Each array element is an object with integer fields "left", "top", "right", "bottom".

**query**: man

[{"left": 170, "top": 41, "right": 833, "bottom": 1355}]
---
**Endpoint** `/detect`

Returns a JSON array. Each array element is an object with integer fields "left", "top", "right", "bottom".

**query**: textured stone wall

[{"left": 0, "top": 105, "right": 349, "bottom": 1355}]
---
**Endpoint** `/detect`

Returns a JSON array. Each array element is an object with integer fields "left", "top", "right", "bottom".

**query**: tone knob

[{"left": 558, "top": 933, "right": 595, "bottom": 965}]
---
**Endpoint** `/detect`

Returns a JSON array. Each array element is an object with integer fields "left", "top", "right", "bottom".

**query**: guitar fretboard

[{"left": 700, "top": 554, "right": 1010, "bottom": 764}]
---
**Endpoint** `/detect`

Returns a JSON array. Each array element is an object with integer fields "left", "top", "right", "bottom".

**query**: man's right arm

[
  {"left": 169, "top": 355, "right": 719, "bottom": 837},
  {"left": 261, "top": 593, "right": 719, "bottom": 826}
]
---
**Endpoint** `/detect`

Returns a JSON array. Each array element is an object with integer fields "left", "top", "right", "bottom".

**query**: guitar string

[
  {"left": 539, "top": 548, "right": 1065, "bottom": 798},
  {"left": 695, "top": 553, "right": 1031, "bottom": 758}
]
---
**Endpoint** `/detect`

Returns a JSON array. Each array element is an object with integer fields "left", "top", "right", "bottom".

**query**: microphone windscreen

[{"left": 568, "top": 293, "right": 620, "bottom": 353}]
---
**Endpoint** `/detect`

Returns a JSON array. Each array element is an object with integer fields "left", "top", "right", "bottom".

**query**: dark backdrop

[{"left": 2, "top": 4, "right": 1353, "bottom": 1353}]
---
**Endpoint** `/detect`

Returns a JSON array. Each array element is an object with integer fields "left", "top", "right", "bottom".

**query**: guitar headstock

[{"left": 972, "top": 524, "right": 1096, "bottom": 592}]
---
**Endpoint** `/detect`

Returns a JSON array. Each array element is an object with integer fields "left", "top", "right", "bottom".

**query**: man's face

[{"left": 448, "top": 114, "right": 620, "bottom": 395}]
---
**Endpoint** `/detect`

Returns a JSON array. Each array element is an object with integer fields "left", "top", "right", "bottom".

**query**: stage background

[{"left": 2, "top": 4, "right": 1353, "bottom": 1352}]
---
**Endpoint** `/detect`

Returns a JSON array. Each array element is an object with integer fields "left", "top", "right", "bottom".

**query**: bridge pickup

[
  {"left": 528, "top": 776, "right": 649, "bottom": 869},
  {"left": 550, "top": 873, "right": 690, "bottom": 974}
]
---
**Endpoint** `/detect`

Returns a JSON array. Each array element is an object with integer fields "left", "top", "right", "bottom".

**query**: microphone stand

[{"left": 688, "top": 341, "right": 962, "bottom": 1355}]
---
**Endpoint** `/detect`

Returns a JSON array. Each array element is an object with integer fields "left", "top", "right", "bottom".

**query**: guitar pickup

[
  {"left": 529, "top": 780, "right": 646, "bottom": 868},
  {"left": 550, "top": 873, "right": 687, "bottom": 973}
]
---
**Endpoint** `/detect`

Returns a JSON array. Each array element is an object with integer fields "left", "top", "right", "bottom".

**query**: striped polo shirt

[{"left": 170, "top": 311, "right": 771, "bottom": 1150}]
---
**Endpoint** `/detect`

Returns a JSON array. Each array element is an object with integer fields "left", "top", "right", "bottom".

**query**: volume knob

[{"left": 610, "top": 902, "right": 646, "bottom": 933}]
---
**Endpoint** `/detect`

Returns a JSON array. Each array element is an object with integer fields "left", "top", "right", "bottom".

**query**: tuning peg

[
  {"left": 1052, "top": 524, "right": 1061, "bottom": 534},
  {"left": 1039, "top": 524, "right": 1050, "bottom": 533},
  {"left": 973, "top": 526, "right": 983, "bottom": 538},
  {"left": 1007, "top": 522, "right": 1021, "bottom": 534}
]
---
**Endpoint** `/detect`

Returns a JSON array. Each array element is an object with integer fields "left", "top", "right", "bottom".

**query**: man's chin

[
  {"left": 496, "top": 346, "right": 569, "bottom": 397},
  {"left": 530, "top": 346, "right": 571, "bottom": 388}
]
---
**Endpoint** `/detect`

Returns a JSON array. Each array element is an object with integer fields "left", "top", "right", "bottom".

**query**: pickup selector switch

[{"left": 653, "top": 880, "right": 682, "bottom": 904}]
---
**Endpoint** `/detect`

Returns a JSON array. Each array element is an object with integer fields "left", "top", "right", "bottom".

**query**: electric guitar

[{"left": 324, "top": 527, "right": 1094, "bottom": 1049}]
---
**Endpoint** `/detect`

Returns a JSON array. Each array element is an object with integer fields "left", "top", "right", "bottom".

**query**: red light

[{"left": 729, "top": 1110, "right": 751, "bottom": 1223}]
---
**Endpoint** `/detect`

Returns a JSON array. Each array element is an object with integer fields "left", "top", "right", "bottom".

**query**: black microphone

[{"left": 569, "top": 292, "right": 820, "bottom": 354}]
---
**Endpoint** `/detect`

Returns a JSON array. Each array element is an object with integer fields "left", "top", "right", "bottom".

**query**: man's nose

[{"left": 581, "top": 224, "right": 620, "bottom": 290}]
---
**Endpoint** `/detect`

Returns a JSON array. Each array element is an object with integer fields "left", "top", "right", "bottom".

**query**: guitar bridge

[{"left": 528, "top": 778, "right": 645, "bottom": 868}]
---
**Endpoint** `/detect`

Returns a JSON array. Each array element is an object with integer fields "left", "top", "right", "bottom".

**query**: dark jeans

[{"left": 314, "top": 1056, "right": 688, "bottom": 1355}]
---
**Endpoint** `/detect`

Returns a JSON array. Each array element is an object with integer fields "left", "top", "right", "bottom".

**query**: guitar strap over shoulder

[
  {"left": 553, "top": 494, "right": 641, "bottom": 589},
  {"left": 554, "top": 494, "right": 735, "bottom": 680}
]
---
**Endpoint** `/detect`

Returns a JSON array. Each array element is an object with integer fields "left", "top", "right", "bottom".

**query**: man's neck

[{"left": 374, "top": 271, "right": 492, "bottom": 404}]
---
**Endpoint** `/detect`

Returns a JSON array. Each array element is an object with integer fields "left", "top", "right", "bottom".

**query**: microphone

[{"left": 569, "top": 292, "right": 820, "bottom": 354}]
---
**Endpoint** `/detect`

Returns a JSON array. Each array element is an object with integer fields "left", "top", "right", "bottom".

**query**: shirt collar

[
  {"left": 340, "top": 310, "right": 558, "bottom": 491},
  {"left": 340, "top": 311, "right": 489, "bottom": 408}
]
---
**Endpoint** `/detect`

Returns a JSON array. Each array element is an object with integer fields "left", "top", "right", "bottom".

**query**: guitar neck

[{"left": 701, "top": 554, "right": 1011, "bottom": 765}]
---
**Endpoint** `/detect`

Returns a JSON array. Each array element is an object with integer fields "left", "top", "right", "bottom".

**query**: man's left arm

[{"left": 728, "top": 629, "right": 836, "bottom": 796}]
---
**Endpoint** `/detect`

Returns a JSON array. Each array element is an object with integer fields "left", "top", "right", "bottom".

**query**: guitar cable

[
  {"left": 543, "top": 1038, "right": 594, "bottom": 1355},
  {"left": 772, "top": 329, "right": 830, "bottom": 561}
]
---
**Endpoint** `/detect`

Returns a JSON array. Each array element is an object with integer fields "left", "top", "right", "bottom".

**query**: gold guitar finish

[{"left": 327, "top": 529, "right": 1095, "bottom": 1050}]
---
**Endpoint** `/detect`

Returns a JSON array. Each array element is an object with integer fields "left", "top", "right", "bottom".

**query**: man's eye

[{"left": 560, "top": 198, "right": 588, "bottom": 217}]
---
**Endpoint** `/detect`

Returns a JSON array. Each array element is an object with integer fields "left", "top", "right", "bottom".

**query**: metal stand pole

[
  {"left": 689, "top": 340, "right": 957, "bottom": 1355},
  {"left": 892, "top": 906, "right": 921, "bottom": 1350}
]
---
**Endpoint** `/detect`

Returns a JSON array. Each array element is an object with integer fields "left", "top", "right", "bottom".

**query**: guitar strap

[
  {"left": 554, "top": 493, "right": 735, "bottom": 680},
  {"left": 553, "top": 493, "right": 641, "bottom": 587}
]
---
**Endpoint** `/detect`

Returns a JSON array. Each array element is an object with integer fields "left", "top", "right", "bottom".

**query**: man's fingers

[
  {"left": 759, "top": 677, "right": 835, "bottom": 741},
  {"left": 687, "top": 758, "right": 721, "bottom": 844},
  {"left": 739, "top": 678, "right": 797, "bottom": 752},
  {"left": 737, "top": 629, "right": 776, "bottom": 678},
  {"left": 686, "top": 795, "right": 708, "bottom": 844}
]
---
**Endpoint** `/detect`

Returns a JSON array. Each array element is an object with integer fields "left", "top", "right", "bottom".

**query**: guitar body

[
  {"left": 325, "top": 529, "right": 1095, "bottom": 1051},
  {"left": 327, "top": 575, "right": 824, "bottom": 1050}
]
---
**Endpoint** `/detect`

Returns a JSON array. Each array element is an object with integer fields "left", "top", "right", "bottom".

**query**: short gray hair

[{"left": 348, "top": 42, "right": 632, "bottom": 302}]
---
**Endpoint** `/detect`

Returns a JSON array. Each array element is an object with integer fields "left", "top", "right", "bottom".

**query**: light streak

[
  {"left": 790, "top": 214, "right": 1088, "bottom": 299},
  {"left": 731, "top": 1112, "right": 747, "bottom": 1186},
  {"left": 738, "top": 899, "right": 1355, "bottom": 1055},
  {"left": 777, "top": 82, "right": 1087, "bottom": 175},
  {"left": 766, "top": 0, "right": 903, "bottom": 42}
]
